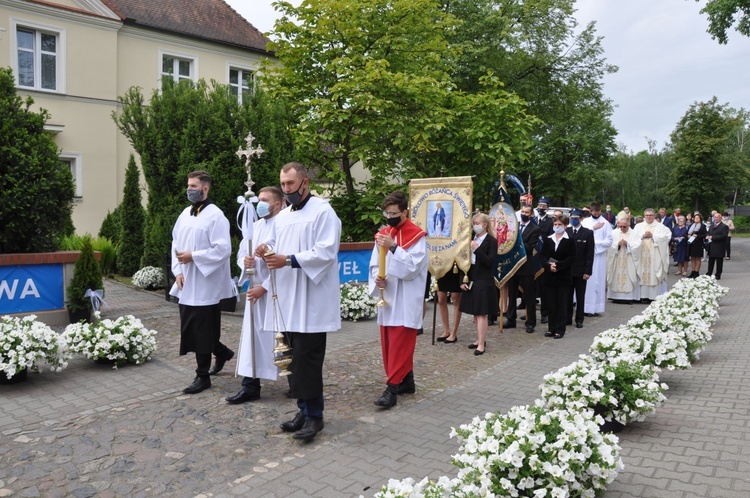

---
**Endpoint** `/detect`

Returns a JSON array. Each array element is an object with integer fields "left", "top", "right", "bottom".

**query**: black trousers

[
  {"left": 567, "top": 276, "right": 588, "bottom": 324},
  {"left": 707, "top": 257, "right": 724, "bottom": 278},
  {"left": 506, "top": 273, "right": 536, "bottom": 327},
  {"left": 546, "top": 285, "right": 571, "bottom": 335}
]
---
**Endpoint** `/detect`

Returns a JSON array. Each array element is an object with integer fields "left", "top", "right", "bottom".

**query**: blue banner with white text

[
  {"left": 0, "top": 264, "right": 65, "bottom": 313},
  {"left": 338, "top": 249, "right": 370, "bottom": 284}
]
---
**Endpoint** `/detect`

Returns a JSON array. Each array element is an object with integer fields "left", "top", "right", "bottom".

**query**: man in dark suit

[
  {"left": 534, "top": 196, "right": 553, "bottom": 324},
  {"left": 505, "top": 204, "right": 540, "bottom": 333},
  {"left": 603, "top": 204, "right": 617, "bottom": 227},
  {"left": 659, "top": 208, "right": 673, "bottom": 230},
  {"left": 705, "top": 212, "right": 729, "bottom": 280},
  {"left": 566, "top": 209, "right": 595, "bottom": 329}
]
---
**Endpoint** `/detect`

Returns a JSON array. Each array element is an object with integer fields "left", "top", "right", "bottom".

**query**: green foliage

[
  {"left": 667, "top": 97, "right": 749, "bottom": 213},
  {"left": 113, "top": 79, "right": 296, "bottom": 266},
  {"left": 66, "top": 237, "right": 104, "bottom": 313},
  {"left": 0, "top": 67, "right": 75, "bottom": 253},
  {"left": 60, "top": 235, "right": 117, "bottom": 276},
  {"left": 700, "top": 0, "right": 750, "bottom": 44},
  {"left": 600, "top": 146, "right": 675, "bottom": 211},
  {"left": 117, "top": 155, "right": 146, "bottom": 276},
  {"left": 329, "top": 179, "right": 403, "bottom": 241},
  {"left": 98, "top": 205, "right": 123, "bottom": 245}
]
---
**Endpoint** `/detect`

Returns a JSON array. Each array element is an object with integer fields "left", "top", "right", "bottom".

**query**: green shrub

[
  {"left": 98, "top": 205, "right": 123, "bottom": 245},
  {"left": 117, "top": 155, "right": 146, "bottom": 276},
  {"left": 66, "top": 237, "right": 104, "bottom": 313},
  {"left": 59, "top": 234, "right": 117, "bottom": 276}
]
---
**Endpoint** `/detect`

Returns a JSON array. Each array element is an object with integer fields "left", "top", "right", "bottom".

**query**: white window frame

[
  {"left": 159, "top": 49, "right": 198, "bottom": 83},
  {"left": 10, "top": 18, "right": 66, "bottom": 94},
  {"left": 227, "top": 65, "right": 255, "bottom": 104},
  {"left": 60, "top": 152, "right": 83, "bottom": 198}
]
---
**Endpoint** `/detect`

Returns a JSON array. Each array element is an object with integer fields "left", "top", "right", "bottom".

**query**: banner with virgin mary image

[
  {"left": 490, "top": 182, "right": 527, "bottom": 287},
  {"left": 409, "top": 177, "right": 473, "bottom": 280}
]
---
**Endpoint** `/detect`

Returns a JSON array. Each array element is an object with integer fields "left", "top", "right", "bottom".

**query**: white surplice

[
  {"left": 368, "top": 237, "right": 428, "bottom": 330},
  {"left": 581, "top": 216, "right": 613, "bottom": 313},
  {"left": 631, "top": 220, "right": 671, "bottom": 299},
  {"left": 236, "top": 216, "right": 278, "bottom": 381},
  {"left": 262, "top": 196, "right": 342, "bottom": 333},
  {"left": 606, "top": 228, "right": 641, "bottom": 301},
  {"left": 169, "top": 203, "right": 235, "bottom": 305}
]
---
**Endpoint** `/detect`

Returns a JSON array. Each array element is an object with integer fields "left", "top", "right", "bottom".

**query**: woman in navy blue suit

[
  {"left": 541, "top": 215, "right": 576, "bottom": 339},
  {"left": 459, "top": 213, "right": 498, "bottom": 355}
]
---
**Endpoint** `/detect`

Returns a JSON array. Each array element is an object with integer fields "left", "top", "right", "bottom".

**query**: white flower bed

[
  {"left": 340, "top": 282, "right": 377, "bottom": 322},
  {"left": 131, "top": 266, "right": 165, "bottom": 290},
  {"left": 0, "top": 315, "right": 69, "bottom": 379}
]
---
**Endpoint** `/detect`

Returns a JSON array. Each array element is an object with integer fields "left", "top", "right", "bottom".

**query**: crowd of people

[{"left": 168, "top": 167, "right": 736, "bottom": 443}]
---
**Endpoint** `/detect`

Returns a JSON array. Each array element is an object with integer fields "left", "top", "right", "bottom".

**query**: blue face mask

[
  {"left": 570, "top": 218, "right": 580, "bottom": 227},
  {"left": 553, "top": 225, "right": 565, "bottom": 234},
  {"left": 256, "top": 201, "right": 274, "bottom": 218}
]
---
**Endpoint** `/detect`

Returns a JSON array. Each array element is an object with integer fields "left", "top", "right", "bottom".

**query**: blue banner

[
  {"left": 338, "top": 249, "right": 371, "bottom": 284},
  {"left": 0, "top": 264, "right": 65, "bottom": 314},
  {"left": 490, "top": 183, "right": 527, "bottom": 287}
]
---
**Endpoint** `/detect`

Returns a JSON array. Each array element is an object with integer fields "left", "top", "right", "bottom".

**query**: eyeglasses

[{"left": 383, "top": 210, "right": 403, "bottom": 219}]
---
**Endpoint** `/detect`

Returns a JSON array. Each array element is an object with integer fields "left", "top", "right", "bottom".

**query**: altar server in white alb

[
  {"left": 170, "top": 171, "right": 236, "bottom": 395},
  {"left": 225, "top": 186, "right": 284, "bottom": 404},
  {"left": 263, "top": 162, "right": 341, "bottom": 443},
  {"left": 606, "top": 216, "right": 642, "bottom": 304},
  {"left": 581, "top": 201, "right": 613, "bottom": 315},
  {"left": 631, "top": 208, "right": 672, "bottom": 301},
  {"left": 368, "top": 190, "right": 428, "bottom": 409}
]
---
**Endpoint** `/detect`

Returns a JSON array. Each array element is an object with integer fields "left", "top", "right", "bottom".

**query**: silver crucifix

[{"left": 236, "top": 132, "right": 265, "bottom": 198}]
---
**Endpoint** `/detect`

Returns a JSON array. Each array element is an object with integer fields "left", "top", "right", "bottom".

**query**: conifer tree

[{"left": 117, "top": 155, "right": 146, "bottom": 276}]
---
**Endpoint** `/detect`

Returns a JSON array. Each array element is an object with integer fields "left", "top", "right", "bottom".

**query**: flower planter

[
  {"left": 94, "top": 357, "right": 117, "bottom": 365},
  {"left": 594, "top": 403, "right": 625, "bottom": 434},
  {"left": 0, "top": 367, "right": 28, "bottom": 385},
  {"left": 68, "top": 307, "right": 92, "bottom": 324}
]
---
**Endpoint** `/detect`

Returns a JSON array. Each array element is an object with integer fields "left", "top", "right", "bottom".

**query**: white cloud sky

[{"left": 228, "top": 0, "right": 750, "bottom": 154}]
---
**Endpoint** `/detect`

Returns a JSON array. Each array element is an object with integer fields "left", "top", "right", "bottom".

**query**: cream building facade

[{"left": 0, "top": 0, "right": 273, "bottom": 235}]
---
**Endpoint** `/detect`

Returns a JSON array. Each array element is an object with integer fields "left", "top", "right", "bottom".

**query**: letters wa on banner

[
  {"left": 490, "top": 183, "right": 527, "bottom": 287},
  {"left": 409, "top": 177, "right": 473, "bottom": 280}
]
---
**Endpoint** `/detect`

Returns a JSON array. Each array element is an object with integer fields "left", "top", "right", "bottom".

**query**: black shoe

[
  {"left": 443, "top": 338, "right": 457, "bottom": 344},
  {"left": 183, "top": 376, "right": 211, "bottom": 394},
  {"left": 473, "top": 348, "right": 485, "bottom": 356},
  {"left": 225, "top": 389, "right": 260, "bottom": 404},
  {"left": 436, "top": 335, "right": 448, "bottom": 342},
  {"left": 544, "top": 331, "right": 554, "bottom": 337},
  {"left": 468, "top": 343, "right": 479, "bottom": 349},
  {"left": 292, "top": 418, "right": 324, "bottom": 441},
  {"left": 584, "top": 313, "right": 598, "bottom": 317},
  {"left": 575, "top": 322, "right": 583, "bottom": 329},
  {"left": 488, "top": 320, "right": 496, "bottom": 326},
  {"left": 416, "top": 328, "right": 424, "bottom": 335},
  {"left": 504, "top": 321, "right": 517, "bottom": 329},
  {"left": 374, "top": 385, "right": 398, "bottom": 408},
  {"left": 208, "top": 349, "right": 235, "bottom": 375},
  {"left": 280, "top": 411, "right": 305, "bottom": 432},
  {"left": 716, "top": 276, "right": 721, "bottom": 280},
  {"left": 526, "top": 325, "right": 535, "bottom": 333},
  {"left": 397, "top": 371, "right": 415, "bottom": 394},
  {"left": 540, "top": 316, "right": 549, "bottom": 324},
  {"left": 554, "top": 332, "right": 565, "bottom": 339}
]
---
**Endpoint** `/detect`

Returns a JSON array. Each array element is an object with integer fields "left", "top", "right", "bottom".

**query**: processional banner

[
  {"left": 409, "top": 177, "right": 473, "bottom": 280},
  {"left": 490, "top": 180, "right": 527, "bottom": 288}
]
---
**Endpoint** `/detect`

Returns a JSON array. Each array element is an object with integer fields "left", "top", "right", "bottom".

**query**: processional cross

[{"left": 236, "top": 132, "right": 265, "bottom": 198}]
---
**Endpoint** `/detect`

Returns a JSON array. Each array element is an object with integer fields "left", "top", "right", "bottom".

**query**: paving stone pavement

[{"left": 1, "top": 240, "right": 748, "bottom": 497}]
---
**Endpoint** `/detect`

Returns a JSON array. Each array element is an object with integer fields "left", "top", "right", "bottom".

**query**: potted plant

[
  {"left": 66, "top": 237, "right": 103, "bottom": 323},
  {"left": 0, "top": 315, "right": 69, "bottom": 384},
  {"left": 62, "top": 312, "right": 158, "bottom": 367},
  {"left": 340, "top": 282, "right": 377, "bottom": 322},
  {"left": 540, "top": 354, "right": 668, "bottom": 431},
  {"left": 375, "top": 405, "right": 624, "bottom": 497}
]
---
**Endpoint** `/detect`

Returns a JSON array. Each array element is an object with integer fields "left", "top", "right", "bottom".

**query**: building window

[
  {"left": 229, "top": 68, "right": 254, "bottom": 104},
  {"left": 162, "top": 54, "right": 194, "bottom": 82},
  {"left": 13, "top": 21, "right": 65, "bottom": 92},
  {"left": 60, "top": 153, "right": 82, "bottom": 198}
]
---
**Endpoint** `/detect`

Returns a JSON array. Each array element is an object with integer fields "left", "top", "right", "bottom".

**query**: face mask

[
  {"left": 592, "top": 214, "right": 600, "bottom": 219},
  {"left": 606, "top": 208, "right": 611, "bottom": 212},
  {"left": 473, "top": 224, "right": 484, "bottom": 235},
  {"left": 520, "top": 214, "right": 530, "bottom": 223},
  {"left": 537, "top": 208, "right": 547, "bottom": 216},
  {"left": 284, "top": 181, "right": 306, "bottom": 206},
  {"left": 187, "top": 188, "right": 203, "bottom": 203},
  {"left": 256, "top": 201, "right": 275, "bottom": 218},
  {"left": 386, "top": 217, "right": 401, "bottom": 228},
  {"left": 570, "top": 218, "right": 580, "bottom": 227},
  {"left": 553, "top": 225, "right": 565, "bottom": 234}
]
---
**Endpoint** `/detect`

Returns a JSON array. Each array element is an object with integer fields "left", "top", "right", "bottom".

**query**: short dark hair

[
  {"left": 259, "top": 186, "right": 284, "bottom": 202},
  {"left": 281, "top": 162, "right": 309, "bottom": 178},
  {"left": 554, "top": 214, "right": 569, "bottom": 226},
  {"left": 590, "top": 202, "right": 601, "bottom": 211},
  {"left": 383, "top": 190, "right": 408, "bottom": 211},
  {"left": 188, "top": 170, "right": 212, "bottom": 185}
]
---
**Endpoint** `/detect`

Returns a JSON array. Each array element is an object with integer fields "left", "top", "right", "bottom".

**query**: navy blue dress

[{"left": 672, "top": 225, "right": 689, "bottom": 263}]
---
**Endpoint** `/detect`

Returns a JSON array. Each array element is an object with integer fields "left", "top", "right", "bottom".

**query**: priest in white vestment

[
  {"left": 631, "top": 208, "right": 672, "bottom": 300},
  {"left": 225, "top": 187, "right": 283, "bottom": 404},
  {"left": 606, "top": 216, "right": 641, "bottom": 303},
  {"left": 170, "top": 171, "right": 236, "bottom": 395},
  {"left": 263, "top": 162, "right": 341, "bottom": 442},
  {"left": 369, "top": 191, "right": 428, "bottom": 409},
  {"left": 581, "top": 202, "right": 613, "bottom": 314}
]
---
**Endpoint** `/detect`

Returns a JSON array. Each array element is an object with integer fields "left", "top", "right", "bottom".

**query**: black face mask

[
  {"left": 537, "top": 208, "right": 547, "bottom": 217},
  {"left": 284, "top": 181, "right": 306, "bottom": 206},
  {"left": 520, "top": 214, "right": 530, "bottom": 223},
  {"left": 386, "top": 217, "right": 401, "bottom": 228},
  {"left": 592, "top": 214, "right": 600, "bottom": 219}
]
